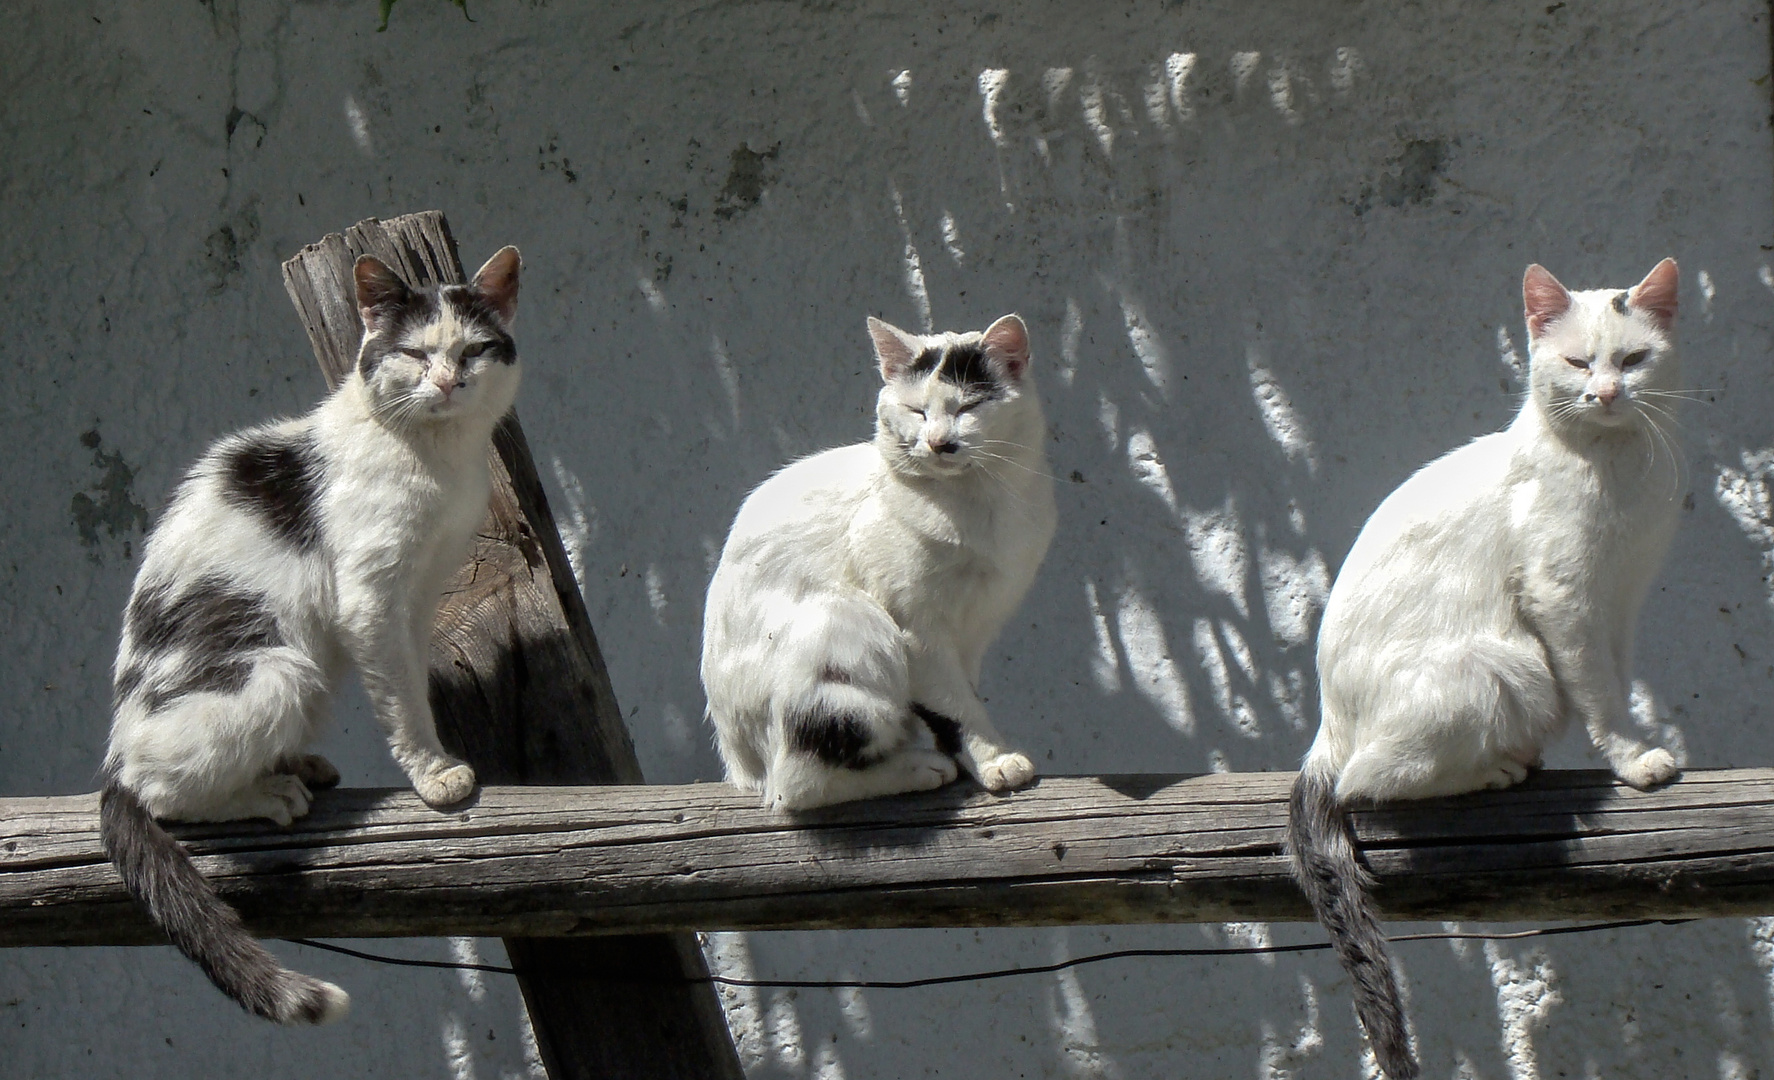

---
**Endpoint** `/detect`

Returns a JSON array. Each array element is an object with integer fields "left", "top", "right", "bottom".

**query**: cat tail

[
  {"left": 99, "top": 778, "right": 350, "bottom": 1025},
  {"left": 1287, "top": 766, "right": 1418, "bottom": 1079}
]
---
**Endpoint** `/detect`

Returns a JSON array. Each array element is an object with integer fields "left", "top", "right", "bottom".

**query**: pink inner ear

[
  {"left": 1629, "top": 257, "right": 1679, "bottom": 327},
  {"left": 354, "top": 257, "right": 409, "bottom": 326},
  {"left": 981, "top": 315, "right": 1029, "bottom": 377},
  {"left": 868, "top": 317, "right": 917, "bottom": 380},
  {"left": 1522, "top": 264, "right": 1572, "bottom": 338},
  {"left": 471, "top": 247, "right": 522, "bottom": 325}
]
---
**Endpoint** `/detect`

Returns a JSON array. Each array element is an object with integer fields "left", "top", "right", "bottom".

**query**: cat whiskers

[
  {"left": 1636, "top": 388, "right": 1717, "bottom": 402},
  {"left": 1630, "top": 402, "right": 1686, "bottom": 498},
  {"left": 973, "top": 441, "right": 1064, "bottom": 483}
]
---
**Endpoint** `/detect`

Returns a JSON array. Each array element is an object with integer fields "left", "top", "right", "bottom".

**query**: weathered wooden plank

[
  {"left": 279, "top": 214, "right": 741, "bottom": 1080},
  {"left": 5, "top": 770, "right": 1772, "bottom": 946}
]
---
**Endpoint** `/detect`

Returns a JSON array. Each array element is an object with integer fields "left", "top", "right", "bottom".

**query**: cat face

[
  {"left": 353, "top": 247, "right": 522, "bottom": 427},
  {"left": 1523, "top": 259, "right": 1679, "bottom": 431},
  {"left": 868, "top": 315, "right": 1031, "bottom": 477}
]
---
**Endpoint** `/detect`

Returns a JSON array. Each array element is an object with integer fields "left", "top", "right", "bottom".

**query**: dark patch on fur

[
  {"left": 113, "top": 663, "right": 146, "bottom": 708},
  {"left": 222, "top": 434, "right": 322, "bottom": 549},
  {"left": 357, "top": 284, "right": 515, "bottom": 378},
  {"left": 100, "top": 777, "right": 341, "bottom": 1023},
  {"left": 1611, "top": 291, "right": 1630, "bottom": 315},
  {"left": 911, "top": 704, "right": 965, "bottom": 756},
  {"left": 140, "top": 655, "right": 258, "bottom": 713},
  {"left": 817, "top": 665, "right": 853, "bottom": 685},
  {"left": 357, "top": 288, "right": 440, "bottom": 379},
  {"left": 443, "top": 286, "right": 517, "bottom": 364},
  {"left": 907, "top": 343, "right": 1000, "bottom": 394},
  {"left": 1288, "top": 770, "right": 1419, "bottom": 1078},
  {"left": 787, "top": 711, "right": 874, "bottom": 769},
  {"left": 120, "top": 578, "right": 281, "bottom": 713},
  {"left": 127, "top": 577, "right": 280, "bottom": 657}
]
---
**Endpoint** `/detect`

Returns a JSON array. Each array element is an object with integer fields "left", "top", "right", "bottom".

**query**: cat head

[
  {"left": 1522, "top": 258, "right": 1679, "bottom": 432},
  {"left": 868, "top": 314, "right": 1033, "bottom": 477},
  {"left": 353, "top": 247, "right": 523, "bottom": 428}
]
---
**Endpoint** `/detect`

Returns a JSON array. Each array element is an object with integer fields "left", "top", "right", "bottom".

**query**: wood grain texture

[
  {"left": 279, "top": 214, "right": 740, "bottom": 1080},
  {"left": 7, "top": 770, "right": 1772, "bottom": 945}
]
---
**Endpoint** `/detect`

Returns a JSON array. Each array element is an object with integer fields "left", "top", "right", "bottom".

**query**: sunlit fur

[
  {"left": 1308, "top": 258, "right": 1683, "bottom": 799},
  {"left": 702, "top": 314, "right": 1057, "bottom": 810},
  {"left": 99, "top": 247, "right": 522, "bottom": 1024},
  {"left": 1290, "top": 259, "right": 1683, "bottom": 1080}
]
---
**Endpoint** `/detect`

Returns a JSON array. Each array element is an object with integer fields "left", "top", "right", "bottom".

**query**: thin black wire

[{"left": 285, "top": 917, "right": 1696, "bottom": 991}]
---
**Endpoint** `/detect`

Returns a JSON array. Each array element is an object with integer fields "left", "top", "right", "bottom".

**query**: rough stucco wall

[{"left": 2, "top": 0, "right": 1773, "bottom": 1076}]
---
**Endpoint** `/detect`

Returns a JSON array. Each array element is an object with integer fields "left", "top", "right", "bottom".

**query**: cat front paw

[
  {"left": 283, "top": 753, "right": 341, "bottom": 790},
  {"left": 258, "top": 773, "right": 314, "bottom": 826},
  {"left": 414, "top": 761, "right": 477, "bottom": 807},
  {"left": 1617, "top": 748, "right": 1679, "bottom": 790},
  {"left": 1481, "top": 759, "right": 1531, "bottom": 790},
  {"left": 977, "top": 752, "right": 1037, "bottom": 792}
]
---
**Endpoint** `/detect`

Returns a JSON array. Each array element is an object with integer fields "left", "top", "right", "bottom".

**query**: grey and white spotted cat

[{"left": 99, "top": 247, "right": 523, "bottom": 1024}]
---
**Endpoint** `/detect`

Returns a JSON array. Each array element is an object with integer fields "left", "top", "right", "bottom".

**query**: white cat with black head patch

[
  {"left": 99, "top": 247, "right": 523, "bottom": 1025},
  {"left": 702, "top": 314, "right": 1056, "bottom": 810},
  {"left": 1289, "top": 259, "right": 1683, "bottom": 1079}
]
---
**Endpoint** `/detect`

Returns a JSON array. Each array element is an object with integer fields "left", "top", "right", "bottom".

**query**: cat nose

[
  {"left": 1594, "top": 384, "right": 1620, "bottom": 406},
  {"left": 928, "top": 438, "right": 961, "bottom": 455}
]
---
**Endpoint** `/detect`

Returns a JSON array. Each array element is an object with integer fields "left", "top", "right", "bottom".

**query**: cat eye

[
  {"left": 463, "top": 342, "right": 490, "bottom": 359},
  {"left": 1563, "top": 356, "right": 1590, "bottom": 371},
  {"left": 955, "top": 399, "right": 985, "bottom": 414},
  {"left": 1621, "top": 349, "right": 1650, "bottom": 367},
  {"left": 399, "top": 347, "right": 427, "bottom": 360},
  {"left": 908, "top": 407, "right": 926, "bottom": 418}
]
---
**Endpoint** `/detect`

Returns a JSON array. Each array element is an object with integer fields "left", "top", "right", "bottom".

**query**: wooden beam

[
  {"left": 7, "top": 769, "right": 1772, "bottom": 946},
  {"left": 279, "top": 214, "right": 742, "bottom": 1079}
]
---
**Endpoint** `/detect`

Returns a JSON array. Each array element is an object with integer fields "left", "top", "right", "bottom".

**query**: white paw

[
  {"left": 284, "top": 753, "right": 341, "bottom": 790},
  {"left": 1481, "top": 759, "right": 1530, "bottom": 791},
  {"left": 1618, "top": 748, "right": 1679, "bottom": 790},
  {"left": 978, "top": 752, "right": 1037, "bottom": 792},
  {"left": 260, "top": 773, "right": 313, "bottom": 826},
  {"left": 907, "top": 749, "right": 960, "bottom": 791},
  {"left": 414, "top": 761, "right": 477, "bottom": 807}
]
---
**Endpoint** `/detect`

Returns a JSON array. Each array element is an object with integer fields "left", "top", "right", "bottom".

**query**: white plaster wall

[{"left": 3, "top": 0, "right": 1773, "bottom": 1076}]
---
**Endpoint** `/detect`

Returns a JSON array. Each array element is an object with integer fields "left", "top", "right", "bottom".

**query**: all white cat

[
  {"left": 1289, "top": 258, "right": 1683, "bottom": 1079},
  {"left": 99, "top": 248, "right": 523, "bottom": 1024},
  {"left": 702, "top": 314, "right": 1057, "bottom": 810}
]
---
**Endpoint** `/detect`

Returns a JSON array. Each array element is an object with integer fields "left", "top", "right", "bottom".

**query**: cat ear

[
  {"left": 1522, "top": 264, "right": 1572, "bottom": 339},
  {"left": 471, "top": 246, "right": 522, "bottom": 328},
  {"left": 868, "top": 316, "right": 922, "bottom": 381},
  {"left": 1628, "top": 257, "right": 1678, "bottom": 330},
  {"left": 354, "top": 256, "right": 412, "bottom": 331},
  {"left": 980, "top": 314, "right": 1030, "bottom": 379}
]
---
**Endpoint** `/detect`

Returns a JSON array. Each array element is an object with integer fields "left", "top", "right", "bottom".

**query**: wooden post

[{"left": 279, "top": 213, "right": 744, "bottom": 1080}]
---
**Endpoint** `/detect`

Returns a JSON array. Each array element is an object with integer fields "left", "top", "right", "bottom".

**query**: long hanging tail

[
  {"left": 99, "top": 779, "right": 350, "bottom": 1025},
  {"left": 1287, "top": 768, "right": 1418, "bottom": 1079}
]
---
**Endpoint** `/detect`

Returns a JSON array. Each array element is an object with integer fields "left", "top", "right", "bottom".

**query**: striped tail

[
  {"left": 99, "top": 779, "right": 350, "bottom": 1025},
  {"left": 1287, "top": 768, "right": 1418, "bottom": 1079}
]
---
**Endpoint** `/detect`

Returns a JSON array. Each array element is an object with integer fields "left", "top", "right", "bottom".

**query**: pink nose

[{"left": 1596, "top": 385, "right": 1619, "bottom": 406}]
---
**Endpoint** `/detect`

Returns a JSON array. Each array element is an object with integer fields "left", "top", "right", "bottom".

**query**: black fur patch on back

[
  {"left": 787, "top": 711, "right": 875, "bottom": 769},
  {"left": 911, "top": 704, "right": 965, "bottom": 756},
  {"left": 120, "top": 577, "right": 281, "bottom": 712},
  {"left": 140, "top": 655, "right": 258, "bottom": 712},
  {"left": 908, "top": 344, "right": 999, "bottom": 395},
  {"left": 222, "top": 434, "right": 322, "bottom": 550},
  {"left": 127, "top": 577, "right": 280, "bottom": 655}
]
